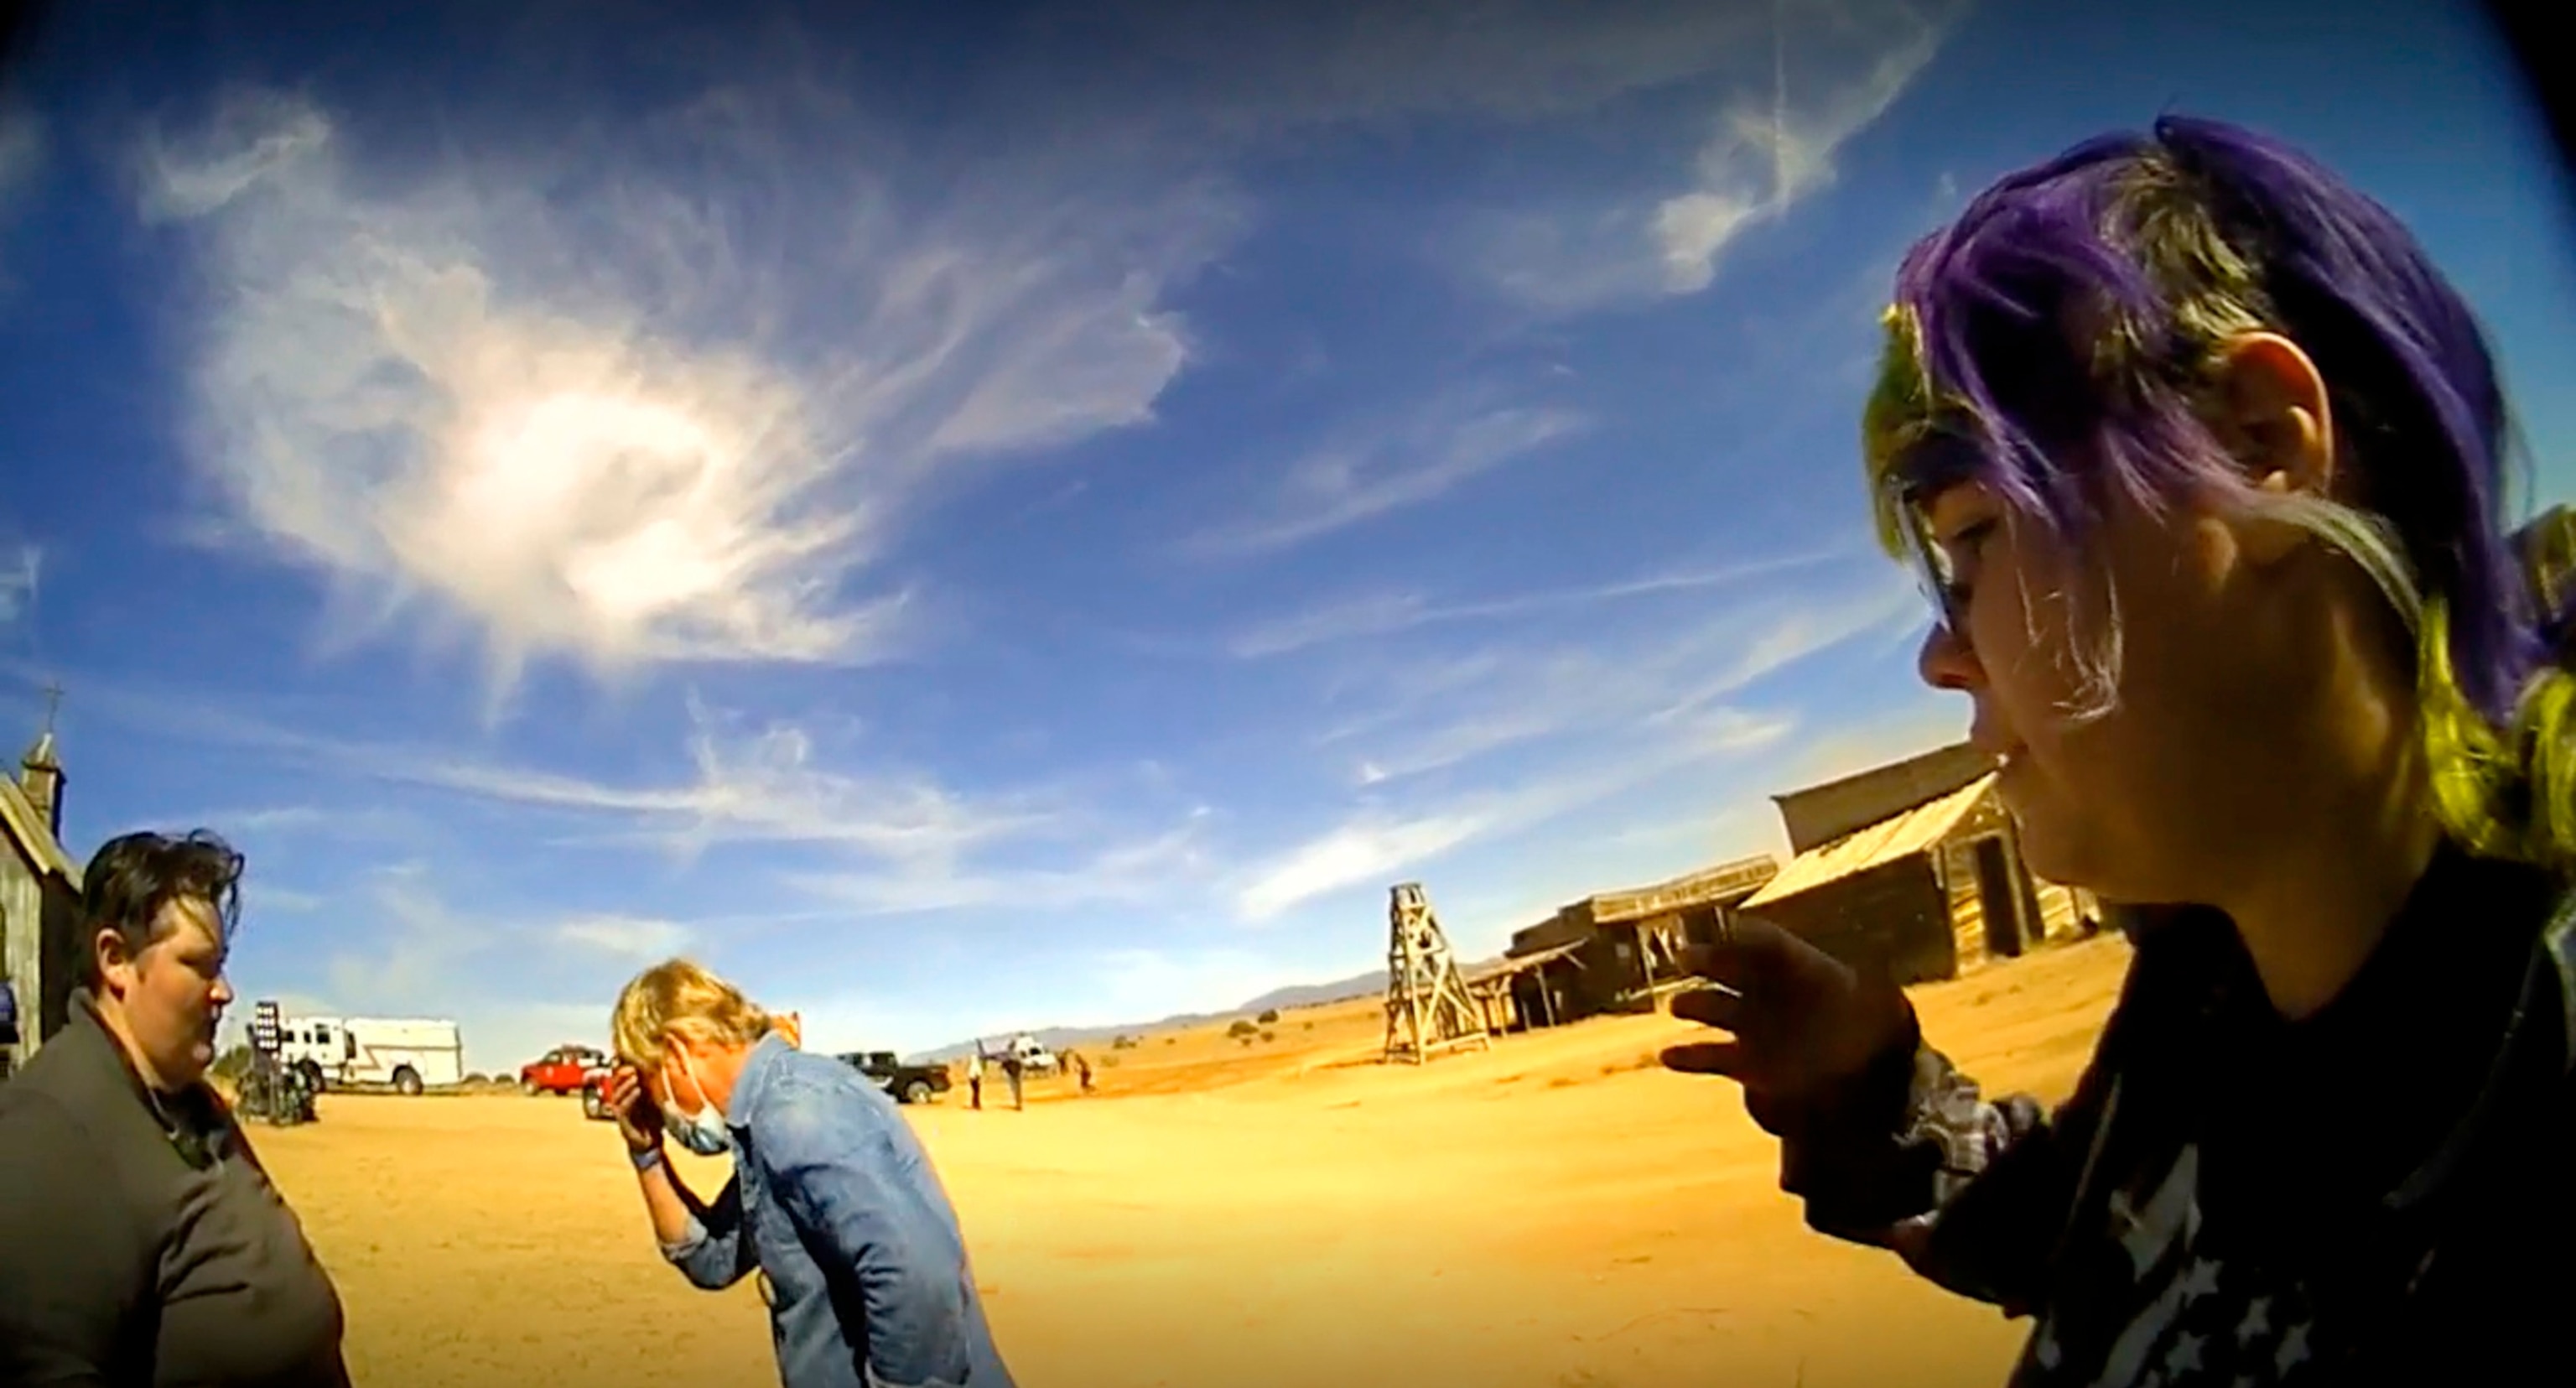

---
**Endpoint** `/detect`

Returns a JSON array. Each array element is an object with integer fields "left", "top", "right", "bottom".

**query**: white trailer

[{"left": 273, "top": 1012, "right": 465, "bottom": 1095}]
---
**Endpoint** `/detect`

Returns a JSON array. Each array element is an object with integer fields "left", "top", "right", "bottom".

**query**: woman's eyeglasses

[{"left": 1893, "top": 495, "right": 1971, "bottom": 640}]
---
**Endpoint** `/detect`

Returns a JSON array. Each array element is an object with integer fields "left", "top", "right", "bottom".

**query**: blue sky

[{"left": 0, "top": 0, "right": 2569, "bottom": 1069}]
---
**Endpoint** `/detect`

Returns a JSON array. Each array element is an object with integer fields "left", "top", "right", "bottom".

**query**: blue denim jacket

[{"left": 660, "top": 1036, "right": 1015, "bottom": 1388}]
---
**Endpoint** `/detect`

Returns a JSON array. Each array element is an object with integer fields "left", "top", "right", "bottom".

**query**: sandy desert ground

[{"left": 248, "top": 932, "right": 2135, "bottom": 1388}]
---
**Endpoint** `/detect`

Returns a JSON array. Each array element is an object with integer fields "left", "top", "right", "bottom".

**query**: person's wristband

[{"left": 630, "top": 1143, "right": 665, "bottom": 1173}]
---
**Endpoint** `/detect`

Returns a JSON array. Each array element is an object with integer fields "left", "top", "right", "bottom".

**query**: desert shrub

[
  {"left": 465, "top": 1072, "right": 491, "bottom": 1086},
  {"left": 1302, "top": 1022, "right": 1314, "bottom": 1032},
  {"left": 1111, "top": 1034, "right": 1138, "bottom": 1050},
  {"left": 1255, "top": 1008, "right": 1280, "bottom": 1024},
  {"left": 1259, "top": 1030, "right": 1275, "bottom": 1043},
  {"left": 1226, "top": 1019, "right": 1258, "bottom": 1039},
  {"left": 1164, "top": 1036, "right": 1176, "bottom": 1046},
  {"left": 1100, "top": 1054, "right": 1121, "bottom": 1068}
]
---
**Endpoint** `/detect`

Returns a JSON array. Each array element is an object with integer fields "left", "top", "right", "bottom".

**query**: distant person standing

[
  {"left": 1001, "top": 1051, "right": 1023, "bottom": 1110},
  {"left": 603, "top": 959, "right": 1017, "bottom": 1388},
  {"left": 1073, "top": 1051, "right": 1093, "bottom": 1095},
  {"left": 966, "top": 1050, "right": 984, "bottom": 1110},
  {"left": 0, "top": 830, "right": 351, "bottom": 1385}
]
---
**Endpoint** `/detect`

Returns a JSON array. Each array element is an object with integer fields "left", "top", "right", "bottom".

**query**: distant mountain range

[{"left": 904, "top": 958, "right": 1503, "bottom": 1063}]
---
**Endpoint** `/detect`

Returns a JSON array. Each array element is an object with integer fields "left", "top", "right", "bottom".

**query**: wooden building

[
  {"left": 1738, "top": 742, "right": 2096, "bottom": 986},
  {"left": 1, "top": 721, "right": 80, "bottom": 1077},
  {"left": 1470, "top": 854, "right": 1779, "bottom": 1032}
]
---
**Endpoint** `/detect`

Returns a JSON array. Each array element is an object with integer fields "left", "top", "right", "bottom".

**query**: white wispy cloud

[
  {"left": 1062, "top": 0, "right": 1779, "bottom": 135},
  {"left": 129, "top": 690, "right": 1057, "bottom": 869},
  {"left": 1191, "top": 392, "right": 1589, "bottom": 557},
  {"left": 783, "top": 812, "right": 1217, "bottom": 918},
  {"left": 1317, "top": 574, "right": 1916, "bottom": 783},
  {"left": 405, "top": 705, "right": 1057, "bottom": 866},
  {"left": 0, "top": 546, "right": 34, "bottom": 626},
  {"left": 56, "top": 673, "right": 1181, "bottom": 920},
  {"left": 1468, "top": 0, "right": 1963, "bottom": 315},
  {"left": 137, "top": 84, "right": 1236, "bottom": 699},
  {"left": 553, "top": 912, "right": 694, "bottom": 961},
  {"left": 1231, "top": 705, "right": 1796, "bottom": 923},
  {"left": 1233, "top": 814, "right": 1489, "bottom": 922},
  {"left": 1212, "top": 574, "right": 1919, "bottom": 922},
  {"left": 317, "top": 861, "right": 501, "bottom": 1018},
  {"left": 1228, "top": 546, "right": 1851, "bottom": 657}
]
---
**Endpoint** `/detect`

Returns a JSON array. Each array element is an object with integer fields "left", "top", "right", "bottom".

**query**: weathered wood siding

[
  {"left": 1762, "top": 855, "right": 1960, "bottom": 986},
  {"left": 1, "top": 851, "right": 40, "bottom": 1065},
  {"left": 1934, "top": 787, "right": 2094, "bottom": 973}
]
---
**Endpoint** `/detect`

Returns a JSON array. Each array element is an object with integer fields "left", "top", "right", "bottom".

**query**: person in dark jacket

[
  {"left": 1663, "top": 116, "right": 2576, "bottom": 1385},
  {"left": 0, "top": 829, "right": 351, "bottom": 1386}
]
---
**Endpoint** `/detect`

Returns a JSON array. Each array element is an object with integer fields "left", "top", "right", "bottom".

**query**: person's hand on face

[
  {"left": 1659, "top": 917, "right": 1915, "bottom": 1131},
  {"left": 604, "top": 1064, "right": 663, "bottom": 1156}
]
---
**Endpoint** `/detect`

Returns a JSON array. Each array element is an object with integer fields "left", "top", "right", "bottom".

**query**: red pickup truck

[{"left": 519, "top": 1045, "right": 610, "bottom": 1096}]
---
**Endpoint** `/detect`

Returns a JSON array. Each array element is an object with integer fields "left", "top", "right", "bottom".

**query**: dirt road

[{"left": 250, "top": 933, "right": 2133, "bottom": 1388}]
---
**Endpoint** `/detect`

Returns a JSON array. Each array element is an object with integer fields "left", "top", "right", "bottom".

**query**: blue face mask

[{"left": 662, "top": 1053, "right": 733, "bottom": 1157}]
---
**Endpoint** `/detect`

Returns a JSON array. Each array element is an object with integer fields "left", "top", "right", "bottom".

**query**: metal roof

[
  {"left": 1584, "top": 853, "right": 1779, "bottom": 924},
  {"left": 1740, "top": 772, "right": 1995, "bottom": 909},
  {"left": 1467, "top": 939, "right": 1587, "bottom": 981}
]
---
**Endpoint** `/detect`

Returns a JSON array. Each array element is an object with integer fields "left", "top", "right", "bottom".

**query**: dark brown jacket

[{"left": 0, "top": 994, "right": 349, "bottom": 1387}]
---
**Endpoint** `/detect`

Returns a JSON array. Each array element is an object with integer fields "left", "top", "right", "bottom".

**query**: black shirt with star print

[{"left": 1763, "top": 840, "right": 2576, "bottom": 1385}]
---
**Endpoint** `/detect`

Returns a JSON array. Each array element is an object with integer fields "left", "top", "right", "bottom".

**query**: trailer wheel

[
  {"left": 903, "top": 1079, "right": 933, "bottom": 1105},
  {"left": 521, "top": 1077, "right": 539, "bottom": 1096},
  {"left": 392, "top": 1066, "right": 423, "bottom": 1096},
  {"left": 582, "top": 1084, "right": 607, "bottom": 1120}
]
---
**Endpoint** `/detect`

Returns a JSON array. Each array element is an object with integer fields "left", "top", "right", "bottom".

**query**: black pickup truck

[{"left": 839, "top": 1051, "right": 953, "bottom": 1105}]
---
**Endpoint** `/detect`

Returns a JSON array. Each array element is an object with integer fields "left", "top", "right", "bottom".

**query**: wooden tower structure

[{"left": 1380, "top": 882, "right": 1490, "bottom": 1064}]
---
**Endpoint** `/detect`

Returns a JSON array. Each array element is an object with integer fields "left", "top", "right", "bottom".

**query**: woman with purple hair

[{"left": 1663, "top": 116, "right": 2576, "bottom": 1384}]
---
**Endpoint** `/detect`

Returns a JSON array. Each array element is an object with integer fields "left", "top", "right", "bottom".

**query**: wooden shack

[
  {"left": 1472, "top": 853, "right": 1779, "bottom": 1032},
  {"left": 1, "top": 723, "right": 81, "bottom": 1077},
  {"left": 1739, "top": 742, "right": 2095, "bottom": 986}
]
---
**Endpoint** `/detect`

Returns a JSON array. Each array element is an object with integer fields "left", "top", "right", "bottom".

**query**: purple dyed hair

[{"left": 1863, "top": 115, "right": 2572, "bottom": 864}]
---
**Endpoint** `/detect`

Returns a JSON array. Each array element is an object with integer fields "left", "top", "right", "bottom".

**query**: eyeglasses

[{"left": 1892, "top": 494, "right": 1971, "bottom": 641}]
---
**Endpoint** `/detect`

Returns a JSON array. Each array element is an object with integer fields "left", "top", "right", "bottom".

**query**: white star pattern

[
  {"left": 2163, "top": 1331, "right": 2206, "bottom": 1377},
  {"left": 2179, "top": 1259, "right": 2222, "bottom": 1302},
  {"left": 2237, "top": 1297, "right": 2271, "bottom": 1346},
  {"left": 2275, "top": 1322, "right": 2312, "bottom": 1375}
]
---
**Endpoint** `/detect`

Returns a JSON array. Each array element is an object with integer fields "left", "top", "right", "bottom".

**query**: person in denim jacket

[
  {"left": 1661, "top": 117, "right": 2576, "bottom": 1384},
  {"left": 603, "top": 959, "right": 1017, "bottom": 1388}
]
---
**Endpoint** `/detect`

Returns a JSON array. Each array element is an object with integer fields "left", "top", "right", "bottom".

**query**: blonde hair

[{"left": 610, "top": 958, "right": 783, "bottom": 1073}]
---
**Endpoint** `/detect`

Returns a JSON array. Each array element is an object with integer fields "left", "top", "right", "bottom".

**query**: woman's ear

[{"left": 2212, "top": 331, "right": 2340, "bottom": 567}]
